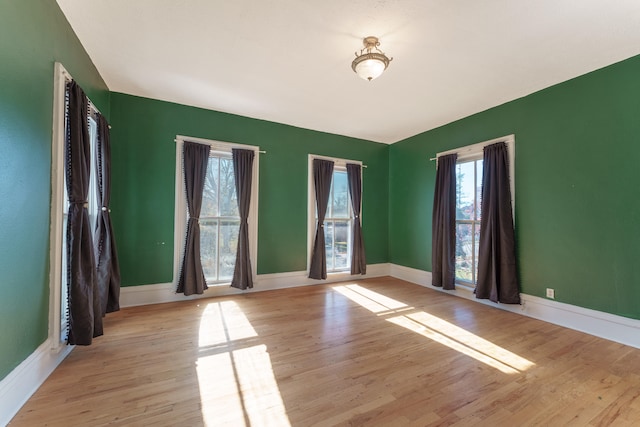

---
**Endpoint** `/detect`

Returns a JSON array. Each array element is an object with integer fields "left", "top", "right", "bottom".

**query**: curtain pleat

[
  {"left": 65, "top": 81, "right": 101, "bottom": 345},
  {"left": 431, "top": 153, "right": 457, "bottom": 290},
  {"left": 231, "top": 148, "right": 255, "bottom": 290},
  {"left": 177, "top": 141, "right": 210, "bottom": 295},
  {"left": 476, "top": 142, "right": 520, "bottom": 304},
  {"left": 347, "top": 164, "right": 366, "bottom": 275},
  {"left": 94, "top": 113, "right": 121, "bottom": 315},
  {"left": 309, "top": 159, "right": 334, "bottom": 279}
]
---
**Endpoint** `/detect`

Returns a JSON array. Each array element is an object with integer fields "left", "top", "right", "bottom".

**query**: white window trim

[
  {"left": 307, "top": 154, "right": 363, "bottom": 275},
  {"left": 49, "top": 62, "right": 72, "bottom": 351},
  {"left": 436, "top": 134, "right": 515, "bottom": 220},
  {"left": 173, "top": 135, "right": 260, "bottom": 288}
]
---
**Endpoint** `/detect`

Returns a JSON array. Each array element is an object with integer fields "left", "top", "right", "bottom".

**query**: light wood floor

[{"left": 10, "top": 277, "right": 640, "bottom": 426}]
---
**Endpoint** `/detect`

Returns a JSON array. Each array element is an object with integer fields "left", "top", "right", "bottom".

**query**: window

[
  {"left": 200, "top": 152, "right": 240, "bottom": 283},
  {"left": 50, "top": 63, "right": 101, "bottom": 347},
  {"left": 173, "top": 136, "right": 259, "bottom": 287},
  {"left": 308, "top": 155, "right": 362, "bottom": 275},
  {"left": 60, "top": 115, "right": 100, "bottom": 340},
  {"left": 437, "top": 135, "right": 515, "bottom": 286},
  {"left": 323, "top": 168, "right": 352, "bottom": 272},
  {"left": 455, "top": 158, "right": 483, "bottom": 284}
]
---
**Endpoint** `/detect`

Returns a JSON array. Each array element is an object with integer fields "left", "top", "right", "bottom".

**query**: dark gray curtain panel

[
  {"left": 177, "top": 141, "right": 211, "bottom": 296},
  {"left": 308, "top": 159, "right": 334, "bottom": 280},
  {"left": 65, "top": 81, "right": 101, "bottom": 345},
  {"left": 231, "top": 148, "right": 255, "bottom": 290},
  {"left": 476, "top": 142, "right": 520, "bottom": 304},
  {"left": 347, "top": 163, "right": 366, "bottom": 275},
  {"left": 431, "top": 153, "right": 457, "bottom": 290},
  {"left": 94, "top": 113, "right": 121, "bottom": 315}
]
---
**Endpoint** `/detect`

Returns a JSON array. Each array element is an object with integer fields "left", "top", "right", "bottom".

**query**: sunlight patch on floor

[
  {"left": 406, "top": 311, "right": 534, "bottom": 371},
  {"left": 388, "top": 316, "right": 519, "bottom": 374},
  {"left": 198, "top": 300, "right": 257, "bottom": 347},
  {"left": 197, "top": 301, "right": 291, "bottom": 427},
  {"left": 197, "top": 352, "right": 246, "bottom": 425},
  {"left": 333, "top": 284, "right": 407, "bottom": 313},
  {"left": 333, "top": 284, "right": 534, "bottom": 374},
  {"left": 233, "top": 345, "right": 291, "bottom": 427}
]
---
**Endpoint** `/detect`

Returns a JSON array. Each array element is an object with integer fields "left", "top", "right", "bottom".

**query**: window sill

[
  {"left": 207, "top": 283, "right": 231, "bottom": 287},
  {"left": 455, "top": 282, "right": 475, "bottom": 292}
]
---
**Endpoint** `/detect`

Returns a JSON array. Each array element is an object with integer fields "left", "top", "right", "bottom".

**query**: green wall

[
  {"left": 0, "top": 1, "right": 109, "bottom": 380},
  {"left": 390, "top": 54, "right": 640, "bottom": 320},
  {"left": 109, "top": 93, "right": 389, "bottom": 286}
]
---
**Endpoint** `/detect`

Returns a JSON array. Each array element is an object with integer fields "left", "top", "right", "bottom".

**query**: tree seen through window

[
  {"left": 455, "top": 159, "right": 482, "bottom": 284},
  {"left": 200, "top": 154, "right": 239, "bottom": 283},
  {"left": 324, "top": 170, "right": 352, "bottom": 272}
]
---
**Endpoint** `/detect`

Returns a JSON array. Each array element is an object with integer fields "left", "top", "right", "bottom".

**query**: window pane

[
  {"left": 455, "top": 223, "right": 473, "bottom": 282},
  {"left": 219, "top": 158, "right": 238, "bottom": 217},
  {"left": 332, "top": 171, "right": 349, "bottom": 218},
  {"left": 201, "top": 219, "right": 218, "bottom": 280},
  {"left": 324, "top": 221, "right": 334, "bottom": 271},
  {"left": 334, "top": 220, "right": 349, "bottom": 269},
  {"left": 474, "top": 222, "right": 481, "bottom": 283},
  {"left": 219, "top": 220, "right": 239, "bottom": 280},
  {"left": 326, "top": 181, "right": 332, "bottom": 218},
  {"left": 202, "top": 157, "right": 219, "bottom": 217},
  {"left": 87, "top": 117, "right": 99, "bottom": 233},
  {"left": 199, "top": 155, "right": 242, "bottom": 283},
  {"left": 456, "top": 162, "right": 475, "bottom": 220},
  {"left": 475, "top": 159, "right": 483, "bottom": 221}
]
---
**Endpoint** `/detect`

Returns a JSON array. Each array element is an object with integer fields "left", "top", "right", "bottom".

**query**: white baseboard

[
  {"left": 390, "top": 263, "right": 433, "bottom": 287},
  {"left": 120, "top": 263, "right": 391, "bottom": 308},
  {"left": 390, "top": 263, "right": 640, "bottom": 349},
  {"left": 0, "top": 339, "right": 73, "bottom": 426}
]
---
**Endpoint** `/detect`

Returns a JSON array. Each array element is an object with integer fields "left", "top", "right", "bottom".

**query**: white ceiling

[{"left": 56, "top": 0, "right": 640, "bottom": 144}]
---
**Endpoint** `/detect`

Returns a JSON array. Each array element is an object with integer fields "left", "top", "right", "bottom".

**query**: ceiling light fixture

[{"left": 351, "top": 36, "right": 392, "bottom": 81}]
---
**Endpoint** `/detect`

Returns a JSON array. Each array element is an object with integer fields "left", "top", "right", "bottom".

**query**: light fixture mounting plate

[{"left": 362, "top": 36, "right": 380, "bottom": 50}]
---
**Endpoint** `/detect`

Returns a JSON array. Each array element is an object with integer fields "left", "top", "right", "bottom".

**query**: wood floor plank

[{"left": 9, "top": 277, "right": 640, "bottom": 426}]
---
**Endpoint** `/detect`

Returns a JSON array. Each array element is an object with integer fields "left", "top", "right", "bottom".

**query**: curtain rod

[
  {"left": 58, "top": 64, "right": 112, "bottom": 130},
  {"left": 432, "top": 135, "right": 515, "bottom": 161},
  {"left": 86, "top": 95, "right": 111, "bottom": 129},
  {"left": 310, "top": 153, "right": 367, "bottom": 168},
  {"left": 173, "top": 138, "right": 265, "bottom": 153}
]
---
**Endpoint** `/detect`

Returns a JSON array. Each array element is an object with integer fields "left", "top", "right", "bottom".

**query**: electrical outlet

[{"left": 546, "top": 288, "right": 555, "bottom": 299}]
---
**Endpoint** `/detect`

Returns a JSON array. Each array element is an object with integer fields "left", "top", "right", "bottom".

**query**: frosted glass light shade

[{"left": 354, "top": 58, "right": 386, "bottom": 81}]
